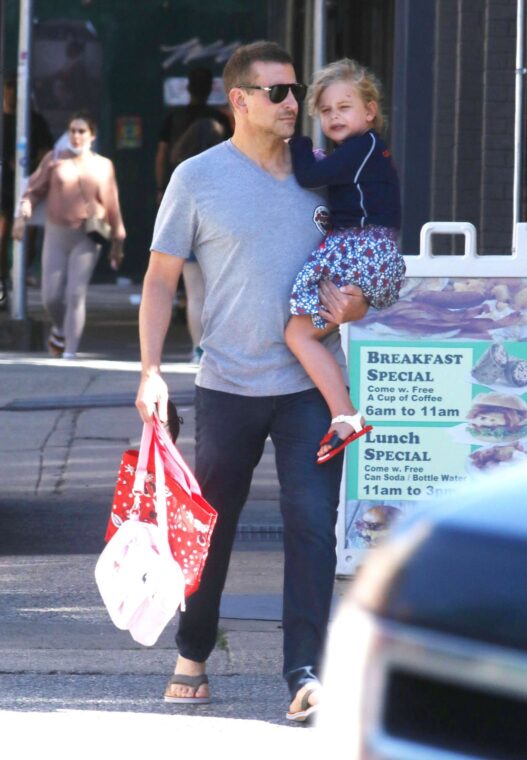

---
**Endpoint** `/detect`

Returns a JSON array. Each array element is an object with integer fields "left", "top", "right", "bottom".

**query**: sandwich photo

[
  {"left": 466, "top": 392, "right": 527, "bottom": 444},
  {"left": 349, "top": 504, "right": 402, "bottom": 548}
]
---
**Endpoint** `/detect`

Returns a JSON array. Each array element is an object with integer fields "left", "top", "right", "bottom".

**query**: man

[
  {"left": 136, "top": 41, "right": 368, "bottom": 721},
  {"left": 154, "top": 66, "right": 232, "bottom": 204}
]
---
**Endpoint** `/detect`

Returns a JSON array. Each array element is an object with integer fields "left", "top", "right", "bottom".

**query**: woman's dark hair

[
  {"left": 68, "top": 110, "right": 97, "bottom": 134},
  {"left": 170, "top": 117, "right": 228, "bottom": 166}
]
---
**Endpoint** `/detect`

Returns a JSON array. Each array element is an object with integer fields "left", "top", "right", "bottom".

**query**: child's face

[{"left": 317, "top": 80, "right": 376, "bottom": 143}]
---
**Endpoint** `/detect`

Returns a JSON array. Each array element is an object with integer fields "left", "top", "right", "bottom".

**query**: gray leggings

[{"left": 41, "top": 221, "right": 100, "bottom": 355}]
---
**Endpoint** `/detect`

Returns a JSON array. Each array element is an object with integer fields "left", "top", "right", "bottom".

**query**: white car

[{"left": 317, "top": 464, "right": 527, "bottom": 759}]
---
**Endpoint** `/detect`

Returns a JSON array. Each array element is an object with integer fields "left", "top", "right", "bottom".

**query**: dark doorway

[{"left": 327, "top": 0, "right": 395, "bottom": 135}]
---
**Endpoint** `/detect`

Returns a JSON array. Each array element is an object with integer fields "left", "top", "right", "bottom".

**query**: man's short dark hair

[{"left": 223, "top": 41, "right": 294, "bottom": 95}]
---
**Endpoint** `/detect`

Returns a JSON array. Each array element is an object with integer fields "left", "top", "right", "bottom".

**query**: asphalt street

[{"left": 0, "top": 283, "right": 348, "bottom": 758}]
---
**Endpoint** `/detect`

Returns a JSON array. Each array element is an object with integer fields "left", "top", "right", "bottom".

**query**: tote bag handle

[
  {"left": 132, "top": 417, "right": 201, "bottom": 499},
  {"left": 152, "top": 414, "right": 201, "bottom": 496},
  {"left": 131, "top": 422, "right": 171, "bottom": 553}
]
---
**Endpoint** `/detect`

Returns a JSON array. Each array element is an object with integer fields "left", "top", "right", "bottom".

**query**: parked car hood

[{"left": 350, "top": 464, "right": 527, "bottom": 651}]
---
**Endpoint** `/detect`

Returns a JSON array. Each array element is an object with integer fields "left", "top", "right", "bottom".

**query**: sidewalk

[
  {"left": 0, "top": 282, "right": 351, "bottom": 746},
  {"left": 0, "top": 282, "right": 285, "bottom": 540}
]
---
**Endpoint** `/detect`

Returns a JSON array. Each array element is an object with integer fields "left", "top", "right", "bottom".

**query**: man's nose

[{"left": 283, "top": 89, "right": 299, "bottom": 110}]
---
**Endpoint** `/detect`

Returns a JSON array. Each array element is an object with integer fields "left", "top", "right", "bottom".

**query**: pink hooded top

[{"left": 22, "top": 149, "right": 126, "bottom": 240}]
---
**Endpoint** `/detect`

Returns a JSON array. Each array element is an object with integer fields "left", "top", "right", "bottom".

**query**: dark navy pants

[{"left": 176, "top": 385, "right": 343, "bottom": 698}]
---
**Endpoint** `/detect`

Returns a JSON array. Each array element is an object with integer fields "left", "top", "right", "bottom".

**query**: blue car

[{"left": 317, "top": 464, "right": 527, "bottom": 760}]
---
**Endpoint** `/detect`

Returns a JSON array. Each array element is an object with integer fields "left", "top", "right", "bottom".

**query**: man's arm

[
  {"left": 318, "top": 281, "right": 369, "bottom": 325},
  {"left": 135, "top": 251, "right": 185, "bottom": 423}
]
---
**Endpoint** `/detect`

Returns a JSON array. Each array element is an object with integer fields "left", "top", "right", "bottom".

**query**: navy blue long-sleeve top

[{"left": 290, "top": 130, "right": 401, "bottom": 230}]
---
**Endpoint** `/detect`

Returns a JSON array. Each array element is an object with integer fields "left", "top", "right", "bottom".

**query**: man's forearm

[{"left": 139, "top": 270, "right": 176, "bottom": 376}]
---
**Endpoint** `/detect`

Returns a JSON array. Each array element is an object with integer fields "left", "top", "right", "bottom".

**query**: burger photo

[
  {"left": 466, "top": 392, "right": 527, "bottom": 444},
  {"left": 349, "top": 505, "right": 402, "bottom": 548}
]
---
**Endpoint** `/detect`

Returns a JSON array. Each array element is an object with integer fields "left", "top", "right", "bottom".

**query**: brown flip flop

[
  {"left": 164, "top": 673, "right": 210, "bottom": 704},
  {"left": 286, "top": 688, "right": 318, "bottom": 723}
]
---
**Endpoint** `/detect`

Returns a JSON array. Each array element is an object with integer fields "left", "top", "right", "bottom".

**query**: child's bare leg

[{"left": 285, "top": 314, "right": 365, "bottom": 457}]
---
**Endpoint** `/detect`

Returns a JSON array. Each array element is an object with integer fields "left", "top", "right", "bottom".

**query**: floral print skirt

[{"left": 290, "top": 225, "right": 406, "bottom": 329}]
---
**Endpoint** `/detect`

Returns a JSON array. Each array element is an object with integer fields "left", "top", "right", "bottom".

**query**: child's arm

[{"left": 290, "top": 133, "right": 375, "bottom": 188}]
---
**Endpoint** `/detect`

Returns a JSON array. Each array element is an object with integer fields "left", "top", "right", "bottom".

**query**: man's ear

[{"left": 229, "top": 87, "right": 248, "bottom": 115}]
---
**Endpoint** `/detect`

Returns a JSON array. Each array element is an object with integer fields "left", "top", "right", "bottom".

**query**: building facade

[
  {"left": 277, "top": 0, "right": 523, "bottom": 255},
  {"left": 4, "top": 0, "right": 525, "bottom": 274}
]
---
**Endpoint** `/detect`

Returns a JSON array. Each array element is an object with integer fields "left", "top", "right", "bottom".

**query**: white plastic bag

[{"left": 95, "top": 518, "right": 186, "bottom": 646}]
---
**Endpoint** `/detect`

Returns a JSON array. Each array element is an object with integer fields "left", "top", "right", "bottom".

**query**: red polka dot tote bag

[{"left": 104, "top": 415, "right": 217, "bottom": 598}]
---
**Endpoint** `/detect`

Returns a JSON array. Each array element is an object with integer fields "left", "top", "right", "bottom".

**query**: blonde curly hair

[{"left": 307, "top": 58, "right": 385, "bottom": 133}]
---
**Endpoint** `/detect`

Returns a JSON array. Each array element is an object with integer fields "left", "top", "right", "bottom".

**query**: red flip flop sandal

[{"left": 317, "top": 413, "right": 373, "bottom": 464}]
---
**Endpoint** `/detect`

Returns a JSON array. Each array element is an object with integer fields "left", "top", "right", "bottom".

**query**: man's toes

[{"left": 288, "top": 684, "right": 320, "bottom": 714}]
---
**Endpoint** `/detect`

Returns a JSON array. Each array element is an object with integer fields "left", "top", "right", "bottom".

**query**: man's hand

[
  {"left": 135, "top": 372, "right": 169, "bottom": 424},
  {"left": 318, "top": 281, "right": 369, "bottom": 325}
]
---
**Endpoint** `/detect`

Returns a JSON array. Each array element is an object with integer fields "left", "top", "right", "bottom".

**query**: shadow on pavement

[{"left": 0, "top": 493, "right": 109, "bottom": 555}]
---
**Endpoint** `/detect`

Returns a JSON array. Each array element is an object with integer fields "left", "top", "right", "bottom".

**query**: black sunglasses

[{"left": 237, "top": 83, "right": 307, "bottom": 104}]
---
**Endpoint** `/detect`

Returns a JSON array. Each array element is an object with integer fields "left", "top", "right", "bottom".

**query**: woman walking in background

[{"left": 13, "top": 110, "right": 126, "bottom": 359}]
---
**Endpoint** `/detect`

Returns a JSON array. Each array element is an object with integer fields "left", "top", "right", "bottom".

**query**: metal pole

[
  {"left": 302, "top": 0, "right": 314, "bottom": 137},
  {"left": 513, "top": 0, "right": 526, "bottom": 248},
  {"left": 11, "top": 0, "right": 32, "bottom": 320},
  {"left": 284, "top": 0, "right": 295, "bottom": 53},
  {"left": 0, "top": 0, "right": 5, "bottom": 209},
  {"left": 312, "top": 0, "right": 326, "bottom": 72},
  {"left": 311, "top": 0, "right": 326, "bottom": 147}
]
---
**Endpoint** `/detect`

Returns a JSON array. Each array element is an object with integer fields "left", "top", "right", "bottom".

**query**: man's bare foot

[
  {"left": 286, "top": 683, "right": 321, "bottom": 722},
  {"left": 317, "top": 412, "right": 365, "bottom": 459},
  {"left": 164, "top": 655, "right": 209, "bottom": 702}
]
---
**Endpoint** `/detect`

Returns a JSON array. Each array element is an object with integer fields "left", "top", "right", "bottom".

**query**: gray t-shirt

[{"left": 151, "top": 139, "right": 347, "bottom": 396}]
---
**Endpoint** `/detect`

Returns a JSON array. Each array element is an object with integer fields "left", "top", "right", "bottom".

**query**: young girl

[{"left": 285, "top": 58, "right": 405, "bottom": 464}]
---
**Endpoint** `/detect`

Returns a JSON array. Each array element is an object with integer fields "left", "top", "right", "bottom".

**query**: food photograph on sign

[
  {"left": 451, "top": 392, "right": 527, "bottom": 446},
  {"left": 351, "top": 277, "right": 527, "bottom": 341},
  {"left": 471, "top": 343, "right": 527, "bottom": 390},
  {"left": 343, "top": 276, "right": 527, "bottom": 561},
  {"left": 345, "top": 501, "right": 405, "bottom": 550}
]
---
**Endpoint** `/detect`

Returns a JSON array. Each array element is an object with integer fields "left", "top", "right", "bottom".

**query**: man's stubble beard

[{"left": 272, "top": 112, "right": 297, "bottom": 140}]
